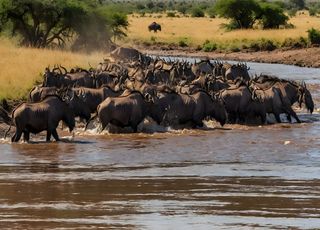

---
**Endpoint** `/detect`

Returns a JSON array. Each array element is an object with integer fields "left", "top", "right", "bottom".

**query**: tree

[
  {"left": 214, "top": 0, "right": 261, "bottom": 29},
  {"left": 289, "top": 0, "right": 305, "bottom": 10},
  {"left": 0, "top": 0, "right": 128, "bottom": 51},
  {"left": 260, "top": 2, "right": 288, "bottom": 29}
]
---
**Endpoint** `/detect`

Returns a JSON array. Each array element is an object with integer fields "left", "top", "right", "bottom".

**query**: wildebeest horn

[
  {"left": 52, "top": 64, "right": 60, "bottom": 73},
  {"left": 60, "top": 65, "right": 67, "bottom": 75}
]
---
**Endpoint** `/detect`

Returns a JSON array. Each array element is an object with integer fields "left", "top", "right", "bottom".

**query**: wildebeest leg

[
  {"left": 11, "top": 134, "right": 16, "bottom": 142},
  {"left": 132, "top": 125, "right": 138, "bottom": 133},
  {"left": 286, "top": 107, "right": 301, "bottom": 123},
  {"left": 274, "top": 113, "right": 282, "bottom": 123},
  {"left": 52, "top": 129, "right": 60, "bottom": 141},
  {"left": 194, "top": 120, "right": 204, "bottom": 128},
  {"left": 228, "top": 113, "right": 236, "bottom": 123},
  {"left": 12, "top": 130, "right": 22, "bottom": 142},
  {"left": 287, "top": 115, "right": 292, "bottom": 123},
  {"left": 260, "top": 113, "right": 266, "bottom": 124},
  {"left": 46, "top": 131, "right": 52, "bottom": 142},
  {"left": 23, "top": 131, "right": 30, "bottom": 142}
]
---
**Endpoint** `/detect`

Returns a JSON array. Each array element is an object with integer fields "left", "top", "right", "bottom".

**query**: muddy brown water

[{"left": 0, "top": 62, "right": 320, "bottom": 229}]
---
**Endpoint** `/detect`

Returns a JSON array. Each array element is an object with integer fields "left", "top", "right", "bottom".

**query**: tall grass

[
  {"left": 125, "top": 11, "right": 320, "bottom": 47},
  {"left": 0, "top": 39, "right": 103, "bottom": 100}
]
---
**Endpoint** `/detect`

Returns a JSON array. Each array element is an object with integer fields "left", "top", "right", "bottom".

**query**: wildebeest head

[
  {"left": 299, "top": 82, "right": 314, "bottom": 113},
  {"left": 61, "top": 101, "right": 76, "bottom": 132},
  {"left": 42, "top": 67, "right": 64, "bottom": 88},
  {"left": 211, "top": 94, "right": 227, "bottom": 126},
  {"left": 63, "top": 90, "right": 91, "bottom": 122}
]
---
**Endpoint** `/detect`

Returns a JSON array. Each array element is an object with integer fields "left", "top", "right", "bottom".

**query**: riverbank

[{"left": 138, "top": 45, "right": 320, "bottom": 68}]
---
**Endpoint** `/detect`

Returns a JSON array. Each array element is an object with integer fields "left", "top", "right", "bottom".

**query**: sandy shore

[{"left": 139, "top": 46, "right": 320, "bottom": 68}]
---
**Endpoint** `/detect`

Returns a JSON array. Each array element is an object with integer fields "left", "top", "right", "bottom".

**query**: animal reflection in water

[{"left": 0, "top": 47, "right": 315, "bottom": 142}]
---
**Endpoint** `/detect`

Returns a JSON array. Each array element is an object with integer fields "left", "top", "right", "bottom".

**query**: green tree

[
  {"left": 289, "top": 0, "right": 305, "bottom": 10},
  {"left": 260, "top": 2, "right": 288, "bottom": 29},
  {"left": 0, "top": 0, "right": 128, "bottom": 51},
  {"left": 214, "top": 0, "right": 261, "bottom": 29}
]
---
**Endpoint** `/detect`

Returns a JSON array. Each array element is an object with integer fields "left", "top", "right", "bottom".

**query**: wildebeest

[
  {"left": 97, "top": 91, "right": 153, "bottom": 132},
  {"left": 220, "top": 83, "right": 266, "bottom": 124},
  {"left": 42, "top": 66, "right": 95, "bottom": 88},
  {"left": 252, "top": 75, "right": 314, "bottom": 119},
  {"left": 110, "top": 47, "right": 144, "bottom": 62},
  {"left": 149, "top": 90, "right": 226, "bottom": 127},
  {"left": 148, "top": 22, "right": 161, "bottom": 32},
  {"left": 72, "top": 86, "right": 121, "bottom": 113},
  {"left": 9, "top": 95, "right": 76, "bottom": 142},
  {"left": 225, "top": 63, "right": 250, "bottom": 83},
  {"left": 29, "top": 86, "right": 57, "bottom": 102}
]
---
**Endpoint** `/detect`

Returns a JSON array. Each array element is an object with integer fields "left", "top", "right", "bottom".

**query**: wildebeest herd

[{"left": 0, "top": 47, "right": 315, "bottom": 142}]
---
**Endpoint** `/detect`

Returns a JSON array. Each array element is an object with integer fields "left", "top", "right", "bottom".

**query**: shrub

[
  {"left": 191, "top": 7, "right": 205, "bottom": 17},
  {"left": 206, "top": 6, "right": 216, "bottom": 18},
  {"left": 308, "top": 28, "right": 320, "bottom": 45},
  {"left": 308, "top": 7, "right": 319, "bottom": 17},
  {"left": 287, "top": 8, "right": 298, "bottom": 17},
  {"left": 249, "top": 39, "right": 277, "bottom": 51},
  {"left": 167, "top": 11, "right": 176, "bottom": 17},
  {"left": 150, "top": 36, "right": 156, "bottom": 42},
  {"left": 281, "top": 37, "right": 307, "bottom": 48},
  {"left": 202, "top": 40, "right": 217, "bottom": 52},
  {"left": 177, "top": 5, "right": 187, "bottom": 15},
  {"left": 178, "top": 38, "right": 188, "bottom": 47}
]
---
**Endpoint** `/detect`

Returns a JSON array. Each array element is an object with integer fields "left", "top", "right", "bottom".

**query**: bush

[
  {"left": 308, "top": 7, "right": 319, "bottom": 16},
  {"left": 177, "top": 5, "right": 187, "bottom": 15},
  {"left": 191, "top": 7, "right": 205, "bottom": 17},
  {"left": 249, "top": 39, "right": 277, "bottom": 51},
  {"left": 167, "top": 11, "right": 176, "bottom": 17},
  {"left": 281, "top": 37, "right": 307, "bottom": 48},
  {"left": 220, "top": 20, "right": 240, "bottom": 31},
  {"left": 308, "top": 28, "right": 320, "bottom": 45},
  {"left": 287, "top": 8, "right": 298, "bottom": 17},
  {"left": 150, "top": 36, "right": 156, "bottom": 42},
  {"left": 202, "top": 40, "right": 217, "bottom": 52},
  {"left": 206, "top": 6, "right": 216, "bottom": 18},
  {"left": 178, "top": 38, "right": 189, "bottom": 47}
]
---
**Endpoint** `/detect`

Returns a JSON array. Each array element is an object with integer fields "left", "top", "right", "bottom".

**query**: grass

[
  {"left": 0, "top": 38, "right": 103, "bottom": 100},
  {"left": 125, "top": 11, "right": 320, "bottom": 49}
]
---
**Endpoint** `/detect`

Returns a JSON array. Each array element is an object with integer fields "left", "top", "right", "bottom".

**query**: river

[{"left": 0, "top": 61, "right": 319, "bottom": 229}]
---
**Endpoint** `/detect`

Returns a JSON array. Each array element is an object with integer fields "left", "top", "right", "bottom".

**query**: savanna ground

[
  {"left": 1, "top": 11, "right": 320, "bottom": 101},
  {"left": 125, "top": 11, "right": 320, "bottom": 49},
  {"left": 124, "top": 11, "right": 320, "bottom": 67}
]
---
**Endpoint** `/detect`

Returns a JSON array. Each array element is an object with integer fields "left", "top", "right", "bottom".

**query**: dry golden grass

[
  {"left": 0, "top": 39, "right": 104, "bottom": 100},
  {"left": 126, "top": 11, "right": 320, "bottom": 46}
]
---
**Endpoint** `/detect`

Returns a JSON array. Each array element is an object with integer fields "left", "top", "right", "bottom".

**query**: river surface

[{"left": 0, "top": 62, "right": 320, "bottom": 229}]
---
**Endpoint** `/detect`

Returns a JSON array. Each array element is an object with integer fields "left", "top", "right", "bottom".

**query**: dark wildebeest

[
  {"left": 225, "top": 63, "right": 251, "bottom": 83},
  {"left": 72, "top": 86, "right": 121, "bottom": 114},
  {"left": 220, "top": 83, "right": 266, "bottom": 124},
  {"left": 148, "top": 22, "right": 161, "bottom": 32},
  {"left": 9, "top": 95, "right": 76, "bottom": 142},
  {"left": 42, "top": 67, "right": 95, "bottom": 88},
  {"left": 110, "top": 47, "right": 144, "bottom": 62},
  {"left": 29, "top": 86, "right": 57, "bottom": 102},
  {"left": 149, "top": 90, "right": 226, "bottom": 127},
  {"left": 97, "top": 91, "right": 153, "bottom": 132}
]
